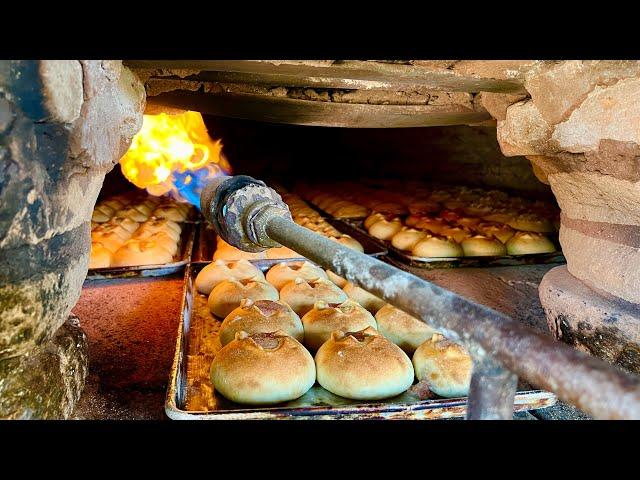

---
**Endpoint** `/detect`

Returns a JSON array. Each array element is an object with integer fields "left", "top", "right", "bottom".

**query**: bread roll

[
  {"left": 266, "top": 261, "right": 327, "bottom": 290},
  {"left": 343, "top": 282, "right": 385, "bottom": 314},
  {"left": 132, "top": 203, "right": 153, "bottom": 216},
  {"left": 91, "top": 230, "right": 126, "bottom": 254},
  {"left": 91, "top": 209, "right": 112, "bottom": 223},
  {"left": 195, "top": 259, "right": 265, "bottom": 295},
  {"left": 140, "top": 217, "right": 182, "bottom": 239},
  {"left": 111, "top": 239, "right": 174, "bottom": 267},
  {"left": 412, "top": 334, "right": 472, "bottom": 398},
  {"left": 132, "top": 230, "right": 178, "bottom": 256},
  {"left": 375, "top": 304, "right": 437, "bottom": 354},
  {"left": 105, "top": 217, "right": 140, "bottom": 235},
  {"left": 208, "top": 279, "right": 279, "bottom": 318},
  {"left": 218, "top": 299, "right": 303, "bottom": 346},
  {"left": 301, "top": 299, "right": 377, "bottom": 351},
  {"left": 280, "top": 278, "right": 348, "bottom": 317},
  {"left": 89, "top": 242, "right": 112, "bottom": 269},
  {"left": 507, "top": 213, "right": 555, "bottom": 233},
  {"left": 505, "top": 231, "right": 556, "bottom": 255},
  {"left": 460, "top": 235, "right": 507, "bottom": 257},
  {"left": 315, "top": 327, "right": 414, "bottom": 400},
  {"left": 332, "top": 204, "right": 369, "bottom": 219},
  {"left": 408, "top": 199, "right": 440, "bottom": 216},
  {"left": 333, "top": 235, "right": 364, "bottom": 252},
  {"left": 152, "top": 205, "right": 188, "bottom": 222},
  {"left": 463, "top": 201, "right": 494, "bottom": 217},
  {"left": 411, "top": 235, "right": 463, "bottom": 258},
  {"left": 477, "top": 222, "right": 515, "bottom": 244},
  {"left": 213, "top": 238, "right": 267, "bottom": 261},
  {"left": 211, "top": 332, "right": 316, "bottom": 405},
  {"left": 414, "top": 217, "right": 448, "bottom": 235},
  {"left": 404, "top": 214, "right": 424, "bottom": 228},
  {"left": 391, "top": 227, "right": 426, "bottom": 251},
  {"left": 373, "top": 202, "right": 408, "bottom": 216},
  {"left": 364, "top": 212, "right": 387, "bottom": 230},
  {"left": 325, "top": 270, "right": 348, "bottom": 288},
  {"left": 440, "top": 225, "right": 473, "bottom": 243},
  {"left": 368, "top": 218, "right": 403, "bottom": 241},
  {"left": 482, "top": 208, "right": 517, "bottom": 225},
  {"left": 101, "top": 199, "right": 125, "bottom": 211}
]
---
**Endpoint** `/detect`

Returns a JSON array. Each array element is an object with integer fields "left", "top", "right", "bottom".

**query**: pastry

[
  {"left": 391, "top": 227, "right": 426, "bottom": 251},
  {"left": 195, "top": 259, "right": 265, "bottom": 295},
  {"left": 211, "top": 332, "right": 316, "bottom": 405},
  {"left": 280, "top": 278, "right": 348, "bottom": 317},
  {"left": 411, "top": 235, "right": 463, "bottom": 258},
  {"left": 218, "top": 299, "right": 304, "bottom": 346},
  {"left": 505, "top": 231, "right": 556, "bottom": 255},
  {"left": 325, "top": 270, "right": 348, "bottom": 288},
  {"left": 89, "top": 241, "right": 112, "bottom": 269},
  {"left": 343, "top": 282, "right": 386, "bottom": 314},
  {"left": 375, "top": 304, "right": 437, "bottom": 354},
  {"left": 460, "top": 235, "right": 507, "bottom": 257},
  {"left": 208, "top": 278, "right": 279, "bottom": 318},
  {"left": 368, "top": 218, "right": 403, "bottom": 241},
  {"left": 315, "top": 327, "right": 414, "bottom": 400},
  {"left": 301, "top": 299, "right": 377, "bottom": 351},
  {"left": 412, "top": 334, "right": 473, "bottom": 398},
  {"left": 111, "top": 238, "right": 174, "bottom": 267},
  {"left": 265, "top": 261, "right": 327, "bottom": 290},
  {"left": 506, "top": 213, "right": 555, "bottom": 233}
]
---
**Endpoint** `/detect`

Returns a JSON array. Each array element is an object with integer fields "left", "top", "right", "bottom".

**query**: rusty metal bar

[
  {"left": 263, "top": 215, "right": 640, "bottom": 420},
  {"left": 467, "top": 359, "right": 518, "bottom": 419}
]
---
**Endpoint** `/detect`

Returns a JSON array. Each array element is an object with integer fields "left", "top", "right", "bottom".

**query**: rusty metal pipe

[{"left": 263, "top": 215, "right": 640, "bottom": 420}]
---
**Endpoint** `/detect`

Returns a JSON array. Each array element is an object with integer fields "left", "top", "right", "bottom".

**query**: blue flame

[{"left": 170, "top": 166, "right": 227, "bottom": 210}]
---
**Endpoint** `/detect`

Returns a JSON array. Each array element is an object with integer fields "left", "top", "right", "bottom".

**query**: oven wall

[{"left": 203, "top": 116, "right": 552, "bottom": 199}]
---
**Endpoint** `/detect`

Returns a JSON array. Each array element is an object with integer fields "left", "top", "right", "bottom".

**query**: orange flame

[{"left": 119, "top": 111, "right": 231, "bottom": 203}]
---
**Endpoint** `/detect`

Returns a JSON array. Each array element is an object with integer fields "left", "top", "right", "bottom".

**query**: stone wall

[
  {"left": 0, "top": 61, "right": 145, "bottom": 418},
  {"left": 487, "top": 60, "right": 640, "bottom": 373}
]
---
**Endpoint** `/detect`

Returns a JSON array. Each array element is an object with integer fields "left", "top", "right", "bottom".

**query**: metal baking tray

[
  {"left": 339, "top": 218, "right": 565, "bottom": 269},
  {"left": 193, "top": 220, "right": 387, "bottom": 264},
  {"left": 165, "top": 262, "right": 557, "bottom": 419},
  {"left": 86, "top": 221, "right": 196, "bottom": 280}
]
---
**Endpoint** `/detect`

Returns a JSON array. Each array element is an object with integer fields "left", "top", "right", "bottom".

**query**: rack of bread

[
  {"left": 89, "top": 192, "right": 194, "bottom": 271},
  {"left": 296, "top": 181, "right": 561, "bottom": 262}
]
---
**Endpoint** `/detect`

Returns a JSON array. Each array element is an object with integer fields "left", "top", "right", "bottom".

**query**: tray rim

[{"left": 164, "top": 262, "right": 558, "bottom": 420}]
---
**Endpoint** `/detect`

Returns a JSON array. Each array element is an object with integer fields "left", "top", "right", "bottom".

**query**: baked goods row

[
  {"left": 366, "top": 214, "right": 556, "bottom": 258},
  {"left": 90, "top": 193, "right": 192, "bottom": 268},
  {"left": 195, "top": 259, "right": 472, "bottom": 405},
  {"left": 211, "top": 191, "right": 364, "bottom": 261}
]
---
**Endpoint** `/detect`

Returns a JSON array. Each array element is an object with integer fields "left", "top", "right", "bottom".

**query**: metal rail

[
  {"left": 200, "top": 175, "right": 640, "bottom": 420},
  {"left": 263, "top": 216, "right": 640, "bottom": 420}
]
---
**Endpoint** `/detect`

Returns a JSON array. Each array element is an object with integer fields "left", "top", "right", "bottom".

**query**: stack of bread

[
  {"left": 297, "top": 182, "right": 558, "bottom": 258},
  {"left": 211, "top": 191, "right": 364, "bottom": 261},
  {"left": 89, "top": 193, "right": 193, "bottom": 268},
  {"left": 195, "top": 258, "right": 473, "bottom": 405}
]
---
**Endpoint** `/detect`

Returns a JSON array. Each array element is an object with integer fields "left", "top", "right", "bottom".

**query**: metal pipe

[
  {"left": 264, "top": 215, "right": 640, "bottom": 420},
  {"left": 467, "top": 359, "right": 518, "bottom": 420}
]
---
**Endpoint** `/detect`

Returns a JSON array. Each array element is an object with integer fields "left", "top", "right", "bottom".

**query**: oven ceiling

[{"left": 125, "top": 60, "right": 532, "bottom": 128}]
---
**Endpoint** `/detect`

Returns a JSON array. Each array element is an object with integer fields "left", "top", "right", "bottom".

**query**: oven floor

[{"left": 69, "top": 261, "right": 591, "bottom": 420}]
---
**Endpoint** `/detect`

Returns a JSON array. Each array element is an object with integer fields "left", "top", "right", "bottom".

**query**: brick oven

[{"left": 1, "top": 60, "right": 639, "bottom": 420}]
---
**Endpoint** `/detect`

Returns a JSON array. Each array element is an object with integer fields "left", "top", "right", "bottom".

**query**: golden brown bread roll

[
  {"left": 342, "top": 282, "right": 386, "bottom": 314},
  {"left": 115, "top": 207, "right": 149, "bottom": 223},
  {"left": 213, "top": 237, "right": 267, "bottom": 261},
  {"left": 211, "top": 331, "right": 316, "bottom": 405},
  {"left": 139, "top": 217, "right": 182, "bottom": 240},
  {"left": 505, "top": 231, "right": 556, "bottom": 255},
  {"left": 195, "top": 259, "right": 265, "bottom": 295},
  {"left": 506, "top": 213, "right": 555, "bottom": 233},
  {"left": 132, "top": 230, "right": 178, "bottom": 256},
  {"left": 440, "top": 225, "right": 474, "bottom": 243},
  {"left": 91, "top": 209, "right": 112, "bottom": 223},
  {"left": 333, "top": 235, "right": 364, "bottom": 252},
  {"left": 132, "top": 203, "right": 153, "bottom": 216},
  {"left": 280, "top": 278, "right": 348, "bottom": 317},
  {"left": 375, "top": 304, "right": 437, "bottom": 354},
  {"left": 477, "top": 222, "right": 515, "bottom": 244},
  {"left": 100, "top": 199, "right": 125, "bottom": 211},
  {"left": 89, "top": 242, "right": 112, "bottom": 269},
  {"left": 364, "top": 212, "right": 387, "bottom": 230},
  {"left": 482, "top": 208, "right": 517, "bottom": 225},
  {"left": 105, "top": 217, "right": 140, "bottom": 235},
  {"left": 411, "top": 235, "right": 463, "bottom": 258},
  {"left": 265, "top": 245, "right": 302, "bottom": 259},
  {"left": 414, "top": 217, "right": 448, "bottom": 235},
  {"left": 412, "top": 334, "right": 473, "bottom": 398},
  {"left": 111, "top": 239, "right": 174, "bottom": 267},
  {"left": 315, "top": 327, "right": 414, "bottom": 400},
  {"left": 460, "top": 235, "right": 507, "bottom": 257},
  {"left": 368, "top": 218, "right": 403, "bottom": 241},
  {"left": 218, "top": 299, "right": 303, "bottom": 346},
  {"left": 332, "top": 204, "right": 369, "bottom": 219},
  {"left": 91, "top": 230, "right": 127, "bottom": 254},
  {"left": 301, "top": 299, "right": 377, "bottom": 351},
  {"left": 208, "top": 278, "right": 279, "bottom": 318},
  {"left": 265, "top": 261, "right": 328, "bottom": 290},
  {"left": 391, "top": 227, "right": 426, "bottom": 251}
]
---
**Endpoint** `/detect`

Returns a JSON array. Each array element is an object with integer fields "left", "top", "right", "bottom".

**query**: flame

[{"left": 119, "top": 111, "right": 231, "bottom": 206}]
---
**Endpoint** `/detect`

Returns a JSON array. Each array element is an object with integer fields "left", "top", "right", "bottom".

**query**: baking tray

[
  {"left": 193, "top": 220, "right": 387, "bottom": 264},
  {"left": 339, "top": 218, "right": 565, "bottom": 269},
  {"left": 86, "top": 221, "right": 196, "bottom": 280},
  {"left": 165, "top": 262, "right": 557, "bottom": 419}
]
